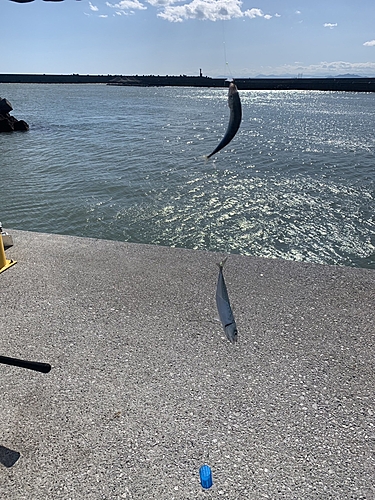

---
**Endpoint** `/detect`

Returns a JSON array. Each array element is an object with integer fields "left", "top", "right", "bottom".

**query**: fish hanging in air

[
  {"left": 216, "top": 257, "right": 238, "bottom": 343},
  {"left": 206, "top": 82, "right": 242, "bottom": 159}
]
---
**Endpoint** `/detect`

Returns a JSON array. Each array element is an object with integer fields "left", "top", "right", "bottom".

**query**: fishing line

[{"left": 222, "top": 20, "right": 234, "bottom": 80}]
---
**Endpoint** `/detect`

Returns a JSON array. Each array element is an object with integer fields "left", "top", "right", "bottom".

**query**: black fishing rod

[{"left": 0, "top": 355, "right": 51, "bottom": 373}]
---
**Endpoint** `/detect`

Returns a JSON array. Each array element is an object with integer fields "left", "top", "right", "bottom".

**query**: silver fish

[
  {"left": 216, "top": 257, "right": 238, "bottom": 343},
  {"left": 206, "top": 82, "right": 242, "bottom": 159}
]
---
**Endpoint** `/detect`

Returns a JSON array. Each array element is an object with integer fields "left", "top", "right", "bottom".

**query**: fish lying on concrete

[
  {"left": 216, "top": 257, "right": 238, "bottom": 343},
  {"left": 206, "top": 82, "right": 242, "bottom": 159}
]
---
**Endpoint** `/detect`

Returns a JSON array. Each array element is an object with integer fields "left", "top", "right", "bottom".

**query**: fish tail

[{"left": 216, "top": 256, "right": 229, "bottom": 270}]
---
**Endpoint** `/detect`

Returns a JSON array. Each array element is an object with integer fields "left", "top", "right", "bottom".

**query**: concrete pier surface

[{"left": 1, "top": 230, "right": 374, "bottom": 499}]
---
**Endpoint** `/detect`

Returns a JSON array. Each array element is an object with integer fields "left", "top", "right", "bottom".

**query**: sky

[{"left": 1, "top": 0, "right": 375, "bottom": 77}]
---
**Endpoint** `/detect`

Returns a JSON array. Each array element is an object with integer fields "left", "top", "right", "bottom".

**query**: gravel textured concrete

[{"left": 1, "top": 229, "right": 374, "bottom": 499}]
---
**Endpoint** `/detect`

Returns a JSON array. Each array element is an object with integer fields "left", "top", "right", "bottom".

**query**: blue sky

[{"left": 2, "top": 0, "right": 375, "bottom": 77}]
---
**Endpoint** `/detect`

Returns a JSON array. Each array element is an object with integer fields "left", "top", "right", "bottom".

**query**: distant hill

[
  {"left": 254, "top": 74, "right": 297, "bottom": 79},
  {"left": 253, "top": 73, "right": 369, "bottom": 79},
  {"left": 334, "top": 74, "right": 365, "bottom": 78}
]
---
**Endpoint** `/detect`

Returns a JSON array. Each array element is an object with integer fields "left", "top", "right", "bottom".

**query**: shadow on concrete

[{"left": 0, "top": 445, "right": 20, "bottom": 467}]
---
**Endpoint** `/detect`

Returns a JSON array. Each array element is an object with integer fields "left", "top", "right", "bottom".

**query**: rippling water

[{"left": 1, "top": 83, "right": 374, "bottom": 267}]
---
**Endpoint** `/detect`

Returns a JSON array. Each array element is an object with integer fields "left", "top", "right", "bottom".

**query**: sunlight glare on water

[{"left": 1, "top": 84, "right": 374, "bottom": 268}]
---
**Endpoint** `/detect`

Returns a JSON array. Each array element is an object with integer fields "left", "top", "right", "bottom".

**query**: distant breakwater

[{"left": 1, "top": 74, "right": 375, "bottom": 92}]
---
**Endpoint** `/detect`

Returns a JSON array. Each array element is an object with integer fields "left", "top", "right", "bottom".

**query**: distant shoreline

[{"left": 1, "top": 73, "right": 375, "bottom": 92}]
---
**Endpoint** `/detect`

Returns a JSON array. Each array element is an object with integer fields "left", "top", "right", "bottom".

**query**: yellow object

[{"left": 0, "top": 235, "right": 16, "bottom": 274}]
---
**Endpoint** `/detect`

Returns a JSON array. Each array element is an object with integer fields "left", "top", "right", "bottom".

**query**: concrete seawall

[
  {"left": 2, "top": 73, "right": 375, "bottom": 92},
  {"left": 1, "top": 230, "right": 374, "bottom": 499}
]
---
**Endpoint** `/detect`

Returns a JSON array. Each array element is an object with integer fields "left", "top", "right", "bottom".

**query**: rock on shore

[{"left": 0, "top": 98, "right": 29, "bottom": 132}]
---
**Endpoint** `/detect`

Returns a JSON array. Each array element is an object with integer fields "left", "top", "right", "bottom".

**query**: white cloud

[
  {"left": 244, "top": 8, "right": 263, "bottom": 19},
  {"left": 324, "top": 23, "right": 337, "bottom": 29},
  {"left": 157, "top": 0, "right": 241, "bottom": 22},
  {"left": 263, "top": 60, "right": 375, "bottom": 77},
  {"left": 106, "top": 0, "right": 147, "bottom": 12},
  {"left": 363, "top": 40, "right": 375, "bottom": 47},
  {"left": 154, "top": 1, "right": 273, "bottom": 23},
  {"left": 106, "top": 0, "right": 275, "bottom": 22},
  {"left": 89, "top": 2, "right": 99, "bottom": 11},
  {"left": 147, "top": 0, "right": 174, "bottom": 5}
]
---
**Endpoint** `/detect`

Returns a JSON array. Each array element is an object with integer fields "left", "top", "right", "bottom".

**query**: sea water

[{"left": 0, "top": 83, "right": 374, "bottom": 268}]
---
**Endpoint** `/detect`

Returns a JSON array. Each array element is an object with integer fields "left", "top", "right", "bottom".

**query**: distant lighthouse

[{"left": 200, "top": 68, "right": 203, "bottom": 77}]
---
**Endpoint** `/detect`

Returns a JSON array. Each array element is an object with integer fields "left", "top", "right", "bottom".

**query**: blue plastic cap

[{"left": 199, "top": 464, "right": 213, "bottom": 489}]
